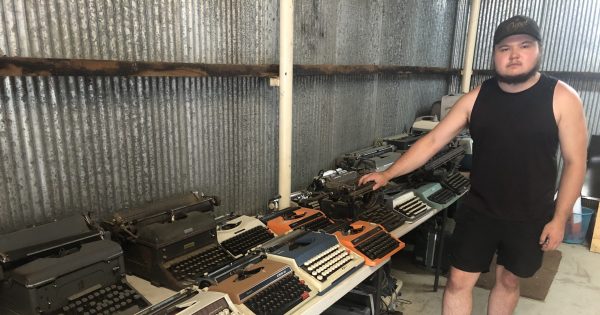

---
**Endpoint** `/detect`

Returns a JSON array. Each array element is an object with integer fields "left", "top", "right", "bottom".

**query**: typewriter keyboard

[
  {"left": 428, "top": 187, "right": 456, "bottom": 205},
  {"left": 244, "top": 274, "right": 311, "bottom": 315},
  {"left": 355, "top": 230, "right": 401, "bottom": 260},
  {"left": 301, "top": 244, "right": 353, "bottom": 282},
  {"left": 50, "top": 282, "right": 147, "bottom": 315},
  {"left": 358, "top": 206, "right": 405, "bottom": 231},
  {"left": 394, "top": 196, "right": 431, "bottom": 222},
  {"left": 221, "top": 226, "right": 274, "bottom": 256},
  {"left": 442, "top": 172, "right": 470, "bottom": 194},
  {"left": 168, "top": 246, "right": 235, "bottom": 282},
  {"left": 300, "top": 216, "right": 334, "bottom": 232}
]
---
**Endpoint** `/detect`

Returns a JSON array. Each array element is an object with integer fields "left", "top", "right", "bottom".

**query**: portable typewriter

[
  {"left": 262, "top": 230, "right": 363, "bottom": 294},
  {"left": 311, "top": 169, "right": 381, "bottom": 220},
  {"left": 333, "top": 221, "right": 405, "bottom": 267},
  {"left": 216, "top": 214, "right": 274, "bottom": 258},
  {"left": 135, "top": 287, "right": 240, "bottom": 315},
  {"left": 0, "top": 214, "right": 149, "bottom": 314},
  {"left": 357, "top": 203, "right": 406, "bottom": 231},
  {"left": 386, "top": 190, "right": 434, "bottom": 223},
  {"left": 209, "top": 257, "right": 315, "bottom": 315},
  {"left": 103, "top": 191, "right": 235, "bottom": 290},
  {"left": 407, "top": 143, "right": 466, "bottom": 187},
  {"left": 263, "top": 207, "right": 338, "bottom": 236},
  {"left": 416, "top": 182, "right": 463, "bottom": 209}
]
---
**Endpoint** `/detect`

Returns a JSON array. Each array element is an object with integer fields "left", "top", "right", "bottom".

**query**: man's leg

[
  {"left": 488, "top": 265, "right": 520, "bottom": 315},
  {"left": 442, "top": 266, "right": 481, "bottom": 315}
]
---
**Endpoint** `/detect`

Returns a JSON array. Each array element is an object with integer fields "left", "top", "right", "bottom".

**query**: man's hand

[
  {"left": 358, "top": 172, "right": 390, "bottom": 190},
  {"left": 539, "top": 219, "right": 566, "bottom": 251}
]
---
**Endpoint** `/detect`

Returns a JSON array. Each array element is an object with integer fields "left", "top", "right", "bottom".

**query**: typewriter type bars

[
  {"left": 216, "top": 215, "right": 274, "bottom": 258},
  {"left": 103, "top": 192, "right": 235, "bottom": 290},
  {"left": 265, "top": 207, "right": 335, "bottom": 236},
  {"left": 0, "top": 215, "right": 150, "bottom": 315},
  {"left": 265, "top": 231, "right": 364, "bottom": 294},
  {"left": 357, "top": 204, "right": 406, "bottom": 231},
  {"left": 209, "top": 259, "right": 315, "bottom": 315},
  {"left": 334, "top": 220, "right": 405, "bottom": 267},
  {"left": 135, "top": 287, "right": 241, "bottom": 315},
  {"left": 390, "top": 191, "right": 433, "bottom": 222}
]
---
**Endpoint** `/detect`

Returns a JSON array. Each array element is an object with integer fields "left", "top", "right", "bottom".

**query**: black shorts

[{"left": 449, "top": 206, "right": 552, "bottom": 278}]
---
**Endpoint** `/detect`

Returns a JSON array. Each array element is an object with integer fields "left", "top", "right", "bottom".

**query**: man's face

[{"left": 493, "top": 34, "right": 541, "bottom": 84}]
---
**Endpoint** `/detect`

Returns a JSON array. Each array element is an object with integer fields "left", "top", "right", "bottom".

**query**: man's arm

[
  {"left": 540, "top": 81, "right": 588, "bottom": 251},
  {"left": 358, "top": 87, "right": 479, "bottom": 189}
]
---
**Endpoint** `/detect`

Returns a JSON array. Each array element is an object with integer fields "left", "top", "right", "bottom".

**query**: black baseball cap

[{"left": 493, "top": 15, "right": 541, "bottom": 45}]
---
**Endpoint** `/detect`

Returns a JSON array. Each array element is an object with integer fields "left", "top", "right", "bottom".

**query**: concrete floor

[{"left": 392, "top": 243, "right": 600, "bottom": 315}]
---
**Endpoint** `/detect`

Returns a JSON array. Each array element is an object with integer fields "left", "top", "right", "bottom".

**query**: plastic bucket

[{"left": 563, "top": 207, "right": 594, "bottom": 244}]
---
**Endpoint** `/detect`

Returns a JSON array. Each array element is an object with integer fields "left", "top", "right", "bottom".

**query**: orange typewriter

[
  {"left": 334, "top": 220, "right": 405, "bottom": 266},
  {"left": 265, "top": 207, "right": 336, "bottom": 236}
]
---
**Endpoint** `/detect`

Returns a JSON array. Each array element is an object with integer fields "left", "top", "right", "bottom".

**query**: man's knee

[
  {"left": 497, "top": 266, "right": 520, "bottom": 291},
  {"left": 446, "top": 267, "right": 480, "bottom": 293}
]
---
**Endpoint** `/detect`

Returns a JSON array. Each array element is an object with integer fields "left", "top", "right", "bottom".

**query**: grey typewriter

[
  {"left": 0, "top": 214, "right": 149, "bottom": 314},
  {"left": 103, "top": 191, "right": 235, "bottom": 291}
]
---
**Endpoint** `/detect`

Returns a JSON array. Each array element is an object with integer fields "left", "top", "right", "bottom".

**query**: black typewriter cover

[{"left": 135, "top": 211, "right": 217, "bottom": 249}]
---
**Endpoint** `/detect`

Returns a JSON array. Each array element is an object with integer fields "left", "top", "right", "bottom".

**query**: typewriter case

[{"left": 0, "top": 215, "right": 129, "bottom": 314}]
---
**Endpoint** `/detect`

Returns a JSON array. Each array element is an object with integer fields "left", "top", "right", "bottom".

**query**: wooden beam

[
  {"left": 0, "top": 57, "right": 279, "bottom": 78},
  {"left": 0, "top": 57, "right": 459, "bottom": 78}
]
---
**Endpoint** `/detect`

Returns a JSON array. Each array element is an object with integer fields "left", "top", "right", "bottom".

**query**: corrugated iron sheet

[
  {"left": 449, "top": 0, "right": 600, "bottom": 135},
  {"left": 0, "top": 76, "right": 278, "bottom": 231},
  {"left": 0, "top": 0, "right": 458, "bottom": 231}
]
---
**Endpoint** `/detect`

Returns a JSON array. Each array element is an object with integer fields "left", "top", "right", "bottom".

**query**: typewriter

[
  {"left": 407, "top": 143, "right": 466, "bottom": 187},
  {"left": 0, "top": 215, "right": 149, "bottom": 315},
  {"left": 333, "top": 221, "right": 405, "bottom": 267},
  {"left": 135, "top": 287, "right": 240, "bottom": 315},
  {"left": 416, "top": 182, "right": 462, "bottom": 209},
  {"left": 103, "top": 191, "right": 235, "bottom": 290},
  {"left": 311, "top": 169, "right": 381, "bottom": 220},
  {"left": 209, "top": 258, "right": 315, "bottom": 315},
  {"left": 263, "top": 207, "right": 337, "bottom": 236},
  {"left": 336, "top": 145, "right": 402, "bottom": 172},
  {"left": 357, "top": 203, "right": 406, "bottom": 231},
  {"left": 386, "top": 190, "right": 434, "bottom": 223},
  {"left": 290, "top": 190, "right": 328, "bottom": 210},
  {"left": 262, "top": 230, "right": 363, "bottom": 294},
  {"left": 216, "top": 214, "right": 274, "bottom": 258},
  {"left": 440, "top": 171, "right": 470, "bottom": 195}
]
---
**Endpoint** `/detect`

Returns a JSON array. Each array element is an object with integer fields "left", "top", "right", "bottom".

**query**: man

[{"left": 359, "top": 15, "right": 587, "bottom": 315}]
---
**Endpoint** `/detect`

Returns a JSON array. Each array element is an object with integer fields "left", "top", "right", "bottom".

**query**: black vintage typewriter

[
  {"left": 103, "top": 191, "right": 235, "bottom": 291},
  {"left": 0, "top": 215, "right": 149, "bottom": 315},
  {"left": 311, "top": 169, "right": 382, "bottom": 220},
  {"left": 357, "top": 204, "right": 406, "bottom": 231}
]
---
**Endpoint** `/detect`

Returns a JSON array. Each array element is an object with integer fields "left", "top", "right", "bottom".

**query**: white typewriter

[
  {"left": 387, "top": 190, "right": 433, "bottom": 223},
  {"left": 216, "top": 215, "right": 274, "bottom": 258},
  {"left": 135, "top": 287, "right": 240, "bottom": 315}
]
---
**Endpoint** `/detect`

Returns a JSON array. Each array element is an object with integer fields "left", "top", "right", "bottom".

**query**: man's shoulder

[{"left": 553, "top": 80, "right": 581, "bottom": 107}]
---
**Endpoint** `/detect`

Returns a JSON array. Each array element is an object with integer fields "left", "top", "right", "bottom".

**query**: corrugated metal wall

[
  {"left": 292, "top": 0, "right": 457, "bottom": 189},
  {"left": 0, "top": 0, "right": 458, "bottom": 232},
  {"left": 450, "top": 0, "right": 600, "bottom": 135}
]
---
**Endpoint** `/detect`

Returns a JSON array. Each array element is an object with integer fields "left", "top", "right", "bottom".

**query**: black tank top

[{"left": 463, "top": 74, "right": 559, "bottom": 221}]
